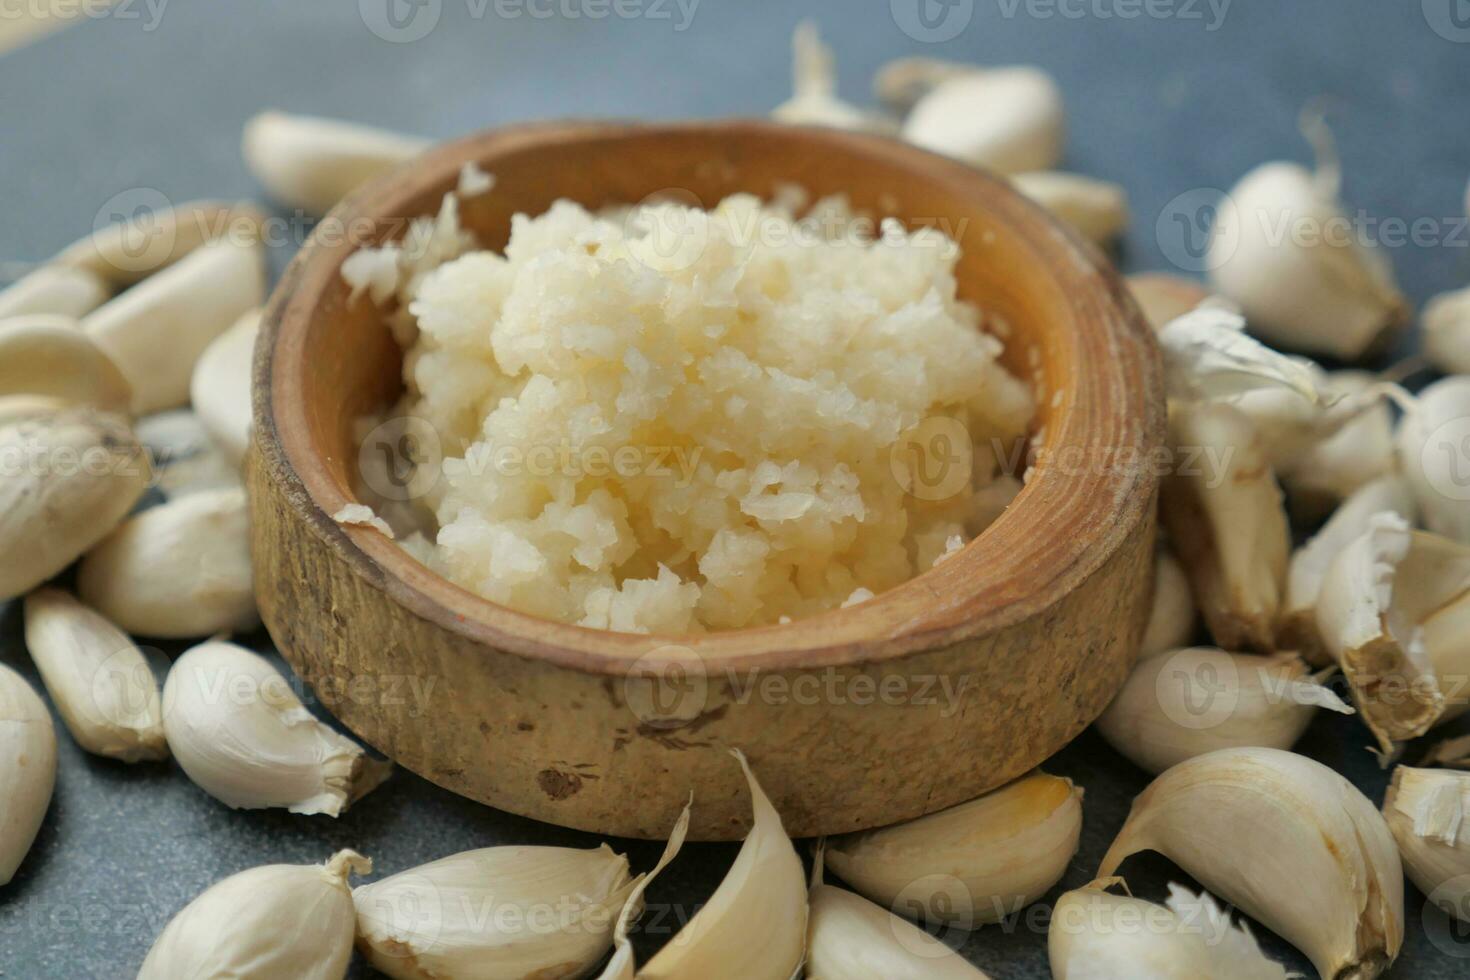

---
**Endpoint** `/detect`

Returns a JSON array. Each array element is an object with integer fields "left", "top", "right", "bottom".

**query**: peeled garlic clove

[
  {"left": 1140, "top": 547, "right": 1197, "bottom": 659},
  {"left": 808, "top": 846, "right": 990, "bottom": 979},
  {"left": 139, "top": 849, "right": 369, "bottom": 978},
  {"left": 243, "top": 110, "right": 431, "bottom": 216},
  {"left": 0, "top": 664, "right": 56, "bottom": 886},
  {"left": 1127, "top": 273, "right": 1210, "bottom": 332},
  {"left": 56, "top": 199, "right": 266, "bottom": 289},
  {"left": 771, "top": 21, "right": 897, "bottom": 134},
  {"left": 1398, "top": 376, "right": 1470, "bottom": 544},
  {"left": 1049, "top": 880, "right": 1291, "bottom": 979},
  {"left": 161, "top": 641, "right": 389, "bottom": 814},
  {"left": 1096, "top": 647, "right": 1352, "bottom": 775},
  {"left": 1011, "top": 171, "right": 1128, "bottom": 245},
  {"left": 639, "top": 751, "right": 806, "bottom": 979},
  {"left": 0, "top": 407, "right": 152, "bottom": 602},
  {"left": 597, "top": 800, "right": 691, "bottom": 980},
  {"left": 1383, "top": 765, "right": 1470, "bottom": 919},
  {"left": 872, "top": 56, "right": 978, "bottom": 113},
  {"left": 1098, "top": 746, "right": 1403, "bottom": 980},
  {"left": 22, "top": 588, "right": 166, "bottom": 762},
  {"left": 83, "top": 238, "right": 266, "bottom": 415},
  {"left": 0, "top": 314, "right": 131, "bottom": 414},
  {"left": 1159, "top": 307, "right": 1322, "bottom": 404},
  {"left": 1424, "top": 286, "right": 1470, "bottom": 375},
  {"left": 0, "top": 264, "right": 108, "bottom": 319},
  {"left": 135, "top": 409, "right": 242, "bottom": 499},
  {"left": 1280, "top": 475, "right": 1418, "bottom": 662},
  {"left": 356, "top": 844, "right": 639, "bottom": 978},
  {"left": 826, "top": 770, "right": 1082, "bottom": 926},
  {"left": 1160, "top": 401, "right": 1290, "bottom": 653},
  {"left": 77, "top": 487, "right": 258, "bottom": 638},
  {"left": 190, "top": 308, "right": 259, "bottom": 468},
  {"left": 901, "top": 66, "right": 1065, "bottom": 175}
]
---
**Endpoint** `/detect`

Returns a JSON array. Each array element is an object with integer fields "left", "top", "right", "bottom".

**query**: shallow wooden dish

[{"left": 249, "top": 121, "right": 1164, "bottom": 841}]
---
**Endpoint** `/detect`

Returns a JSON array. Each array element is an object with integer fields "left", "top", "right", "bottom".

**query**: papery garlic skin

[
  {"left": 0, "top": 264, "right": 109, "bottom": 319},
  {"left": 1011, "top": 172, "right": 1128, "bottom": 245},
  {"left": 139, "top": 849, "right": 370, "bottom": 979},
  {"left": 826, "top": 770, "right": 1082, "bottom": 926},
  {"left": 354, "top": 845, "right": 638, "bottom": 980},
  {"left": 901, "top": 67, "right": 1064, "bottom": 175},
  {"left": 22, "top": 588, "right": 167, "bottom": 762},
  {"left": 190, "top": 308, "right": 259, "bottom": 469},
  {"left": 1383, "top": 766, "right": 1470, "bottom": 920},
  {"left": 0, "top": 315, "right": 132, "bottom": 414},
  {"left": 639, "top": 752, "right": 806, "bottom": 980},
  {"left": 596, "top": 801, "right": 691, "bottom": 980},
  {"left": 1208, "top": 160, "right": 1408, "bottom": 360},
  {"left": 1281, "top": 370, "right": 1397, "bottom": 519},
  {"left": 1096, "top": 647, "right": 1352, "bottom": 775},
  {"left": 1098, "top": 747, "right": 1404, "bottom": 980},
  {"left": 77, "top": 487, "right": 258, "bottom": 638},
  {"left": 1424, "top": 286, "right": 1470, "bottom": 375},
  {"left": 0, "top": 664, "right": 56, "bottom": 886},
  {"left": 1049, "top": 882, "right": 1290, "bottom": 979},
  {"left": 1398, "top": 376, "right": 1470, "bottom": 544},
  {"left": 1140, "top": 548, "right": 1197, "bottom": 659},
  {"left": 161, "top": 641, "right": 390, "bottom": 816},
  {"left": 771, "top": 21, "right": 897, "bottom": 134},
  {"left": 1159, "top": 308, "right": 1321, "bottom": 404},
  {"left": 243, "top": 111, "right": 431, "bottom": 216}
]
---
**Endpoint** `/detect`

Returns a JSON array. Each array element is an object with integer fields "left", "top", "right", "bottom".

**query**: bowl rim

[{"left": 253, "top": 118, "right": 1163, "bottom": 677}]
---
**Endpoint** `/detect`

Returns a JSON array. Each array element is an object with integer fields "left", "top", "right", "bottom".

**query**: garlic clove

[
  {"left": 1158, "top": 307, "right": 1322, "bottom": 404},
  {"left": 1048, "top": 880, "right": 1291, "bottom": 979},
  {"left": 0, "top": 407, "right": 152, "bottom": 602},
  {"left": 872, "top": 56, "right": 979, "bottom": 113},
  {"left": 901, "top": 66, "right": 1065, "bottom": 175},
  {"left": 1383, "top": 765, "right": 1470, "bottom": 920},
  {"left": 0, "top": 264, "right": 108, "bottom": 319},
  {"left": 139, "top": 849, "right": 370, "bottom": 978},
  {"left": 134, "top": 409, "right": 243, "bottom": 499},
  {"left": 1095, "top": 647, "right": 1352, "bottom": 775},
  {"left": 189, "top": 308, "right": 259, "bottom": 469},
  {"left": 1098, "top": 746, "right": 1403, "bottom": 980},
  {"left": 355, "top": 844, "right": 640, "bottom": 979},
  {"left": 825, "top": 769, "right": 1083, "bottom": 926},
  {"left": 808, "top": 845, "right": 991, "bottom": 979},
  {"left": 1126, "top": 273, "right": 1211, "bottom": 332},
  {"left": 55, "top": 199, "right": 266, "bottom": 289},
  {"left": 160, "top": 641, "right": 390, "bottom": 815},
  {"left": 77, "top": 486, "right": 257, "bottom": 638},
  {"left": 0, "top": 394, "right": 71, "bottom": 429},
  {"left": 1397, "top": 376, "right": 1470, "bottom": 544},
  {"left": 596, "top": 800, "right": 691, "bottom": 980},
  {"left": 83, "top": 238, "right": 266, "bottom": 415},
  {"left": 0, "top": 314, "right": 132, "bottom": 414},
  {"left": 771, "top": 21, "right": 898, "bottom": 135},
  {"left": 22, "top": 588, "right": 167, "bottom": 763},
  {"left": 1011, "top": 171, "right": 1128, "bottom": 245},
  {"left": 1281, "top": 370, "right": 1398, "bottom": 521},
  {"left": 1160, "top": 401, "right": 1290, "bottom": 653},
  {"left": 638, "top": 751, "right": 806, "bottom": 979},
  {"left": 1140, "top": 547, "right": 1198, "bottom": 659},
  {"left": 0, "top": 664, "right": 56, "bottom": 886},
  {"left": 1280, "top": 474, "right": 1418, "bottom": 663},
  {"left": 242, "top": 110, "right": 432, "bottom": 216},
  {"left": 1423, "top": 286, "right": 1470, "bottom": 375}
]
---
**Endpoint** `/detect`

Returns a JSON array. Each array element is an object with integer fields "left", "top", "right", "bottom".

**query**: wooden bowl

[{"left": 249, "top": 121, "right": 1163, "bottom": 841}]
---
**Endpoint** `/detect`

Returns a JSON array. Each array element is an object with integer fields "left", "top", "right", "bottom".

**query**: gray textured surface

[{"left": 2, "top": 1, "right": 1469, "bottom": 976}]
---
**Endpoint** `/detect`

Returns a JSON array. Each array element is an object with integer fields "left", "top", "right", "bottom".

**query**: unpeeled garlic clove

[
  {"left": 1158, "top": 307, "right": 1322, "bottom": 404},
  {"left": 355, "top": 844, "right": 640, "bottom": 979},
  {"left": 161, "top": 641, "right": 390, "bottom": 815},
  {"left": 134, "top": 409, "right": 242, "bottom": 499},
  {"left": 1098, "top": 746, "right": 1404, "bottom": 980},
  {"left": 771, "top": 21, "right": 897, "bottom": 134},
  {"left": 1140, "top": 547, "right": 1198, "bottom": 659},
  {"left": 596, "top": 800, "right": 691, "bottom": 980},
  {"left": 1423, "top": 286, "right": 1470, "bottom": 375},
  {"left": 1126, "top": 273, "right": 1211, "bottom": 332},
  {"left": 0, "top": 664, "right": 56, "bottom": 886},
  {"left": 1383, "top": 765, "right": 1470, "bottom": 920},
  {"left": 77, "top": 487, "right": 258, "bottom": 638},
  {"left": 1280, "top": 370, "right": 1398, "bottom": 521},
  {"left": 139, "top": 849, "right": 370, "bottom": 979},
  {"left": 901, "top": 66, "right": 1065, "bottom": 175},
  {"left": 83, "top": 238, "right": 266, "bottom": 415},
  {"left": 807, "top": 845, "right": 991, "bottom": 979},
  {"left": 0, "top": 407, "right": 152, "bottom": 602},
  {"left": 1406, "top": 533, "right": 1470, "bottom": 726},
  {"left": 243, "top": 110, "right": 431, "bottom": 216},
  {"left": 1095, "top": 647, "right": 1352, "bottom": 775},
  {"left": 189, "top": 308, "right": 259, "bottom": 469},
  {"left": 825, "top": 769, "right": 1083, "bottom": 926},
  {"left": 872, "top": 56, "right": 978, "bottom": 113},
  {"left": 0, "top": 314, "right": 131, "bottom": 414},
  {"left": 1048, "top": 880, "right": 1291, "bottom": 979},
  {"left": 55, "top": 199, "right": 266, "bottom": 289},
  {"left": 1397, "top": 376, "right": 1470, "bottom": 544},
  {"left": 638, "top": 751, "right": 806, "bottom": 980},
  {"left": 0, "top": 264, "right": 108, "bottom": 319},
  {"left": 22, "top": 588, "right": 167, "bottom": 762},
  {"left": 1011, "top": 171, "right": 1128, "bottom": 245},
  {"left": 1160, "top": 401, "right": 1291, "bottom": 653}
]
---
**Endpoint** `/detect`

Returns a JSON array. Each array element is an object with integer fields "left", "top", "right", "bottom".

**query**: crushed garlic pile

[{"left": 363, "top": 192, "right": 1031, "bottom": 632}]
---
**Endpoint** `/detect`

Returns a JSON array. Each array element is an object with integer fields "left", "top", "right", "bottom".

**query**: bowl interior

[{"left": 260, "top": 120, "right": 1161, "bottom": 673}]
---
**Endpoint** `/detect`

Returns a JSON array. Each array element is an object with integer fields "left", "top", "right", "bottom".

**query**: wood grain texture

[{"left": 249, "top": 120, "right": 1165, "bottom": 840}]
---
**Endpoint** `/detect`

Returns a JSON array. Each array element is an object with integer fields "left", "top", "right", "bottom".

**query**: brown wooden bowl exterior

[{"left": 249, "top": 120, "right": 1163, "bottom": 841}]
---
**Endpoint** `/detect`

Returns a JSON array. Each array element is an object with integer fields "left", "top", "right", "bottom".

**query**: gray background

[{"left": 2, "top": 0, "right": 1469, "bottom": 976}]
